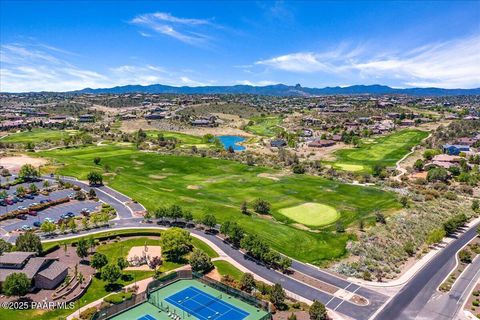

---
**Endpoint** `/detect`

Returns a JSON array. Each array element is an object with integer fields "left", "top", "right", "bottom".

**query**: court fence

[
  {"left": 91, "top": 292, "right": 146, "bottom": 320},
  {"left": 192, "top": 271, "right": 272, "bottom": 315},
  {"left": 92, "top": 268, "right": 272, "bottom": 320}
]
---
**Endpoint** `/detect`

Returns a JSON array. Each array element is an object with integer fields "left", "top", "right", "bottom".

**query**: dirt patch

[
  {"left": 125, "top": 245, "right": 161, "bottom": 271},
  {"left": 291, "top": 223, "right": 319, "bottom": 233},
  {"left": 257, "top": 172, "right": 288, "bottom": 181},
  {"left": 187, "top": 185, "right": 202, "bottom": 190},
  {"left": 120, "top": 119, "right": 158, "bottom": 133},
  {"left": 149, "top": 174, "right": 166, "bottom": 180},
  {"left": 0, "top": 155, "right": 47, "bottom": 173},
  {"left": 206, "top": 268, "right": 222, "bottom": 282}
]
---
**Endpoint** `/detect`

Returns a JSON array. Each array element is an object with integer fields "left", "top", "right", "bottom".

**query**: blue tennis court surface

[
  {"left": 137, "top": 315, "right": 156, "bottom": 320},
  {"left": 165, "top": 286, "right": 250, "bottom": 320}
]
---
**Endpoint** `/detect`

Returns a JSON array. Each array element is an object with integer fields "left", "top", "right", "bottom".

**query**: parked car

[
  {"left": 17, "top": 206, "right": 26, "bottom": 211},
  {"left": 13, "top": 197, "right": 23, "bottom": 202},
  {"left": 25, "top": 194, "right": 34, "bottom": 199},
  {"left": 44, "top": 217, "right": 54, "bottom": 223},
  {"left": 60, "top": 212, "right": 75, "bottom": 219},
  {"left": 28, "top": 211, "right": 37, "bottom": 216},
  {"left": 17, "top": 214, "right": 27, "bottom": 220},
  {"left": 5, "top": 199, "right": 13, "bottom": 205},
  {"left": 21, "top": 225, "right": 32, "bottom": 231},
  {"left": 33, "top": 221, "right": 41, "bottom": 227},
  {"left": 29, "top": 202, "right": 39, "bottom": 207}
]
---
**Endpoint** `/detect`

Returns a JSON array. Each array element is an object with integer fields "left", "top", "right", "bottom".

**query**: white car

[
  {"left": 29, "top": 202, "right": 39, "bottom": 207},
  {"left": 17, "top": 206, "right": 26, "bottom": 210},
  {"left": 44, "top": 217, "right": 55, "bottom": 223}
]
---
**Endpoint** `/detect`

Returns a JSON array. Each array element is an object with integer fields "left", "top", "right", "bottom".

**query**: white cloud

[
  {"left": 0, "top": 43, "right": 208, "bottom": 92},
  {"left": 255, "top": 35, "right": 480, "bottom": 88},
  {"left": 236, "top": 80, "right": 277, "bottom": 86},
  {"left": 130, "top": 12, "right": 214, "bottom": 46}
]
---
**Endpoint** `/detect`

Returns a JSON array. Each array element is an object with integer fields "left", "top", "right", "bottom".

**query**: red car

[
  {"left": 5, "top": 199, "right": 14, "bottom": 205},
  {"left": 27, "top": 211, "right": 37, "bottom": 216}
]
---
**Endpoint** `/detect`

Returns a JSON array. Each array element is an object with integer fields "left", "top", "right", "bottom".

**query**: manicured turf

[
  {"left": 1, "top": 128, "right": 78, "bottom": 144},
  {"left": 39, "top": 144, "right": 400, "bottom": 264},
  {"left": 244, "top": 116, "right": 283, "bottom": 137},
  {"left": 279, "top": 202, "right": 340, "bottom": 227},
  {"left": 333, "top": 129, "right": 429, "bottom": 171},
  {"left": 213, "top": 260, "right": 244, "bottom": 281},
  {"left": 146, "top": 130, "right": 217, "bottom": 149}
]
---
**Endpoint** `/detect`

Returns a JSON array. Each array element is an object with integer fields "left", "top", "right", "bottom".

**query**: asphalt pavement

[{"left": 374, "top": 222, "right": 480, "bottom": 320}]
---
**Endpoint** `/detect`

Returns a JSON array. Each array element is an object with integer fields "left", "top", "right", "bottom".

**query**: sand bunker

[
  {"left": 149, "top": 174, "right": 167, "bottom": 180},
  {"left": 187, "top": 185, "right": 202, "bottom": 190}
]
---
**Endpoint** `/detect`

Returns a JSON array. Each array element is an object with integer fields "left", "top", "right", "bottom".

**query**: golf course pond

[{"left": 218, "top": 135, "right": 246, "bottom": 151}]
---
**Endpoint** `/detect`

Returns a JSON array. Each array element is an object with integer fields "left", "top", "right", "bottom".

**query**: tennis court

[
  {"left": 165, "top": 286, "right": 249, "bottom": 320},
  {"left": 110, "top": 279, "right": 269, "bottom": 320}
]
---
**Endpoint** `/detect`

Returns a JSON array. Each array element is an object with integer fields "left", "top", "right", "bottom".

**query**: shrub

[
  {"left": 79, "top": 306, "right": 97, "bottom": 320},
  {"left": 459, "top": 249, "right": 473, "bottom": 264}
]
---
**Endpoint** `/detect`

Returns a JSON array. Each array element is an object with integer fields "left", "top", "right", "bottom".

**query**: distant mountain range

[{"left": 71, "top": 83, "right": 479, "bottom": 96}]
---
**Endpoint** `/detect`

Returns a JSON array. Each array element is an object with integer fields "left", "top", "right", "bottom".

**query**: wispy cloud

[
  {"left": 236, "top": 80, "right": 277, "bottom": 86},
  {"left": 0, "top": 43, "right": 208, "bottom": 92},
  {"left": 130, "top": 12, "right": 215, "bottom": 46},
  {"left": 255, "top": 35, "right": 480, "bottom": 88}
]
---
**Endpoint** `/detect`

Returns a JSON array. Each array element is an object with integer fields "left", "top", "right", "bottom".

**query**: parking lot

[{"left": 1, "top": 198, "right": 100, "bottom": 232}]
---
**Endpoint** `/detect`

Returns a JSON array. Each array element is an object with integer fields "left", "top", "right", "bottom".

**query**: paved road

[
  {"left": 43, "top": 176, "right": 136, "bottom": 219},
  {"left": 415, "top": 253, "right": 480, "bottom": 320},
  {"left": 39, "top": 217, "right": 385, "bottom": 320},
  {"left": 374, "top": 222, "right": 480, "bottom": 320}
]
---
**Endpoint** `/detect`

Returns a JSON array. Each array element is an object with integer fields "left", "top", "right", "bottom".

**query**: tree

[
  {"left": 400, "top": 196, "right": 409, "bottom": 208},
  {"left": 87, "top": 236, "right": 96, "bottom": 253},
  {"left": 15, "top": 231, "right": 42, "bottom": 255},
  {"left": 82, "top": 216, "right": 89, "bottom": 230},
  {"left": 101, "top": 264, "right": 122, "bottom": 285},
  {"left": 292, "top": 164, "right": 305, "bottom": 174},
  {"left": 279, "top": 256, "right": 292, "bottom": 272},
  {"left": 229, "top": 223, "right": 245, "bottom": 247},
  {"left": 68, "top": 218, "right": 77, "bottom": 232},
  {"left": 29, "top": 183, "right": 38, "bottom": 194},
  {"left": 168, "top": 204, "right": 183, "bottom": 222},
  {"left": 93, "top": 157, "right": 101, "bottom": 165},
  {"left": 91, "top": 252, "right": 108, "bottom": 270},
  {"left": 189, "top": 248, "right": 213, "bottom": 273},
  {"left": 252, "top": 199, "right": 271, "bottom": 215},
  {"left": 472, "top": 199, "right": 479, "bottom": 212},
  {"left": 160, "top": 228, "right": 192, "bottom": 261},
  {"left": 40, "top": 221, "right": 56, "bottom": 235},
  {"left": 88, "top": 189, "right": 97, "bottom": 198},
  {"left": 375, "top": 212, "right": 386, "bottom": 224},
  {"left": 2, "top": 273, "right": 30, "bottom": 297},
  {"left": 0, "top": 238, "right": 13, "bottom": 254},
  {"left": 426, "top": 228, "right": 446, "bottom": 245},
  {"left": 335, "top": 221, "right": 345, "bottom": 233},
  {"left": 459, "top": 249, "right": 473, "bottom": 263},
  {"left": 76, "top": 238, "right": 89, "bottom": 261},
  {"left": 241, "top": 201, "right": 248, "bottom": 215},
  {"left": 309, "top": 300, "right": 328, "bottom": 320},
  {"left": 18, "top": 164, "right": 39, "bottom": 181},
  {"left": 372, "top": 164, "right": 386, "bottom": 178},
  {"left": 87, "top": 171, "right": 103, "bottom": 186},
  {"left": 413, "top": 159, "right": 424, "bottom": 171},
  {"left": 269, "top": 283, "right": 286, "bottom": 307},
  {"left": 202, "top": 214, "right": 217, "bottom": 230},
  {"left": 183, "top": 210, "right": 193, "bottom": 222},
  {"left": 240, "top": 273, "right": 255, "bottom": 293},
  {"left": 427, "top": 167, "right": 449, "bottom": 182},
  {"left": 117, "top": 257, "right": 128, "bottom": 270}
]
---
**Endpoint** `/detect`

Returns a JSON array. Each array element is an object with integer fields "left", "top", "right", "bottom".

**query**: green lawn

[
  {"left": 0, "top": 230, "right": 219, "bottom": 320},
  {"left": 279, "top": 202, "right": 340, "bottom": 227},
  {"left": 1, "top": 128, "right": 78, "bottom": 144},
  {"left": 39, "top": 144, "right": 399, "bottom": 264},
  {"left": 213, "top": 260, "right": 244, "bottom": 281},
  {"left": 244, "top": 116, "right": 283, "bottom": 137},
  {"left": 145, "top": 130, "right": 216, "bottom": 149},
  {"left": 333, "top": 129, "right": 429, "bottom": 171}
]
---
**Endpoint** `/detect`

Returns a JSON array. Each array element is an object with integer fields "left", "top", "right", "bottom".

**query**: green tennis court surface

[{"left": 110, "top": 279, "right": 269, "bottom": 320}]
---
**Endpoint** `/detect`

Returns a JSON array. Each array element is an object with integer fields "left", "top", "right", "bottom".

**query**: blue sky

[{"left": 1, "top": 1, "right": 479, "bottom": 92}]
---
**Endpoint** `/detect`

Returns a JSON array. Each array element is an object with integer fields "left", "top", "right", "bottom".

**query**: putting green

[
  {"left": 279, "top": 202, "right": 340, "bottom": 227},
  {"left": 334, "top": 163, "right": 365, "bottom": 172}
]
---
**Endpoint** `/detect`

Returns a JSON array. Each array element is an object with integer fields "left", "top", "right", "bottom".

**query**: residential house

[
  {"left": 442, "top": 144, "right": 470, "bottom": 155},
  {"left": 0, "top": 252, "right": 68, "bottom": 290}
]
